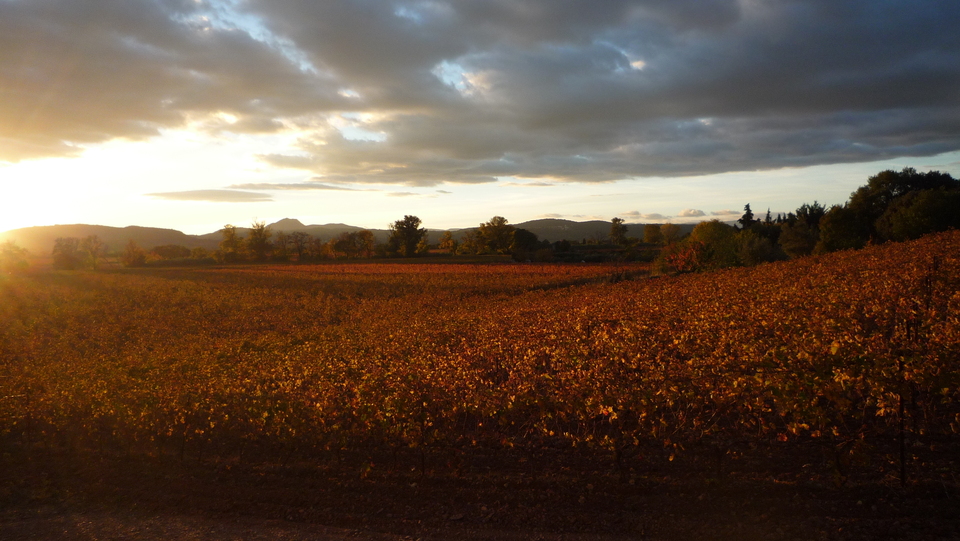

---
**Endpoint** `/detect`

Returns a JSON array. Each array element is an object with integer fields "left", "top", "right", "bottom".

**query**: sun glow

[{"left": 0, "top": 126, "right": 307, "bottom": 233}]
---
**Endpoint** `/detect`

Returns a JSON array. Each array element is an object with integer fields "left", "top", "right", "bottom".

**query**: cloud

[
  {"left": 3, "top": 0, "right": 959, "bottom": 186},
  {"left": 147, "top": 190, "right": 273, "bottom": 202},
  {"left": 436, "top": 189, "right": 452, "bottom": 194},
  {"left": 501, "top": 181, "right": 556, "bottom": 187},
  {"left": 678, "top": 209, "right": 706, "bottom": 218},
  {"left": 227, "top": 182, "right": 364, "bottom": 191},
  {"left": 621, "top": 210, "right": 670, "bottom": 221},
  {"left": 711, "top": 209, "right": 740, "bottom": 217}
]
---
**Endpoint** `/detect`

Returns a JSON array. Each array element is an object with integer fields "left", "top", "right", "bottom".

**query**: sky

[{"left": 2, "top": 0, "right": 959, "bottom": 235}]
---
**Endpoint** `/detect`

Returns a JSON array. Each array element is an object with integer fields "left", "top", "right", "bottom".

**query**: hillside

[{"left": 0, "top": 224, "right": 220, "bottom": 254}]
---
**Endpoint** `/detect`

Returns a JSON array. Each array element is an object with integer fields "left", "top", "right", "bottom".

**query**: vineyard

[{"left": 2, "top": 234, "right": 960, "bottom": 539}]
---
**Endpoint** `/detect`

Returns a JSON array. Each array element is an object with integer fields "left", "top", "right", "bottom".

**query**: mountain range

[{"left": 0, "top": 218, "right": 696, "bottom": 255}]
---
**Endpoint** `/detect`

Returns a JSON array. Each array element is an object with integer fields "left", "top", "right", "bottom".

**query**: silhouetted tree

[
  {"left": 290, "top": 231, "right": 310, "bottom": 261},
  {"left": 778, "top": 202, "right": 826, "bottom": 259},
  {"left": 610, "top": 217, "right": 628, "bottom": 246},
  {"left": 217, "top": 224, "right": 244, "bottom": 263},
  {"left": 273, "top": 231, "right": 290, "bottom": 261},
  {"left": 478, "top": 216, "right": 515, "bottom": 254},
  {"left": 357, "top": 230, "right": 377, "bottom": 258},
  {"left": 874, "top": 188, "right": 960, "bottom": 242},
  {"left": 846, "top": 167, "right": 959, "bottom": 243},
  {"left": 510, "top": 228, "right": 541, "bottom": 260},
  {"left": 814, "top": 204, "right": 867, "bottom": 254},
  {"left": 389, "top": 215, "right": 426, "bottom": 257},
  {"left": 307, "top": 236, "right": 326, "bottom": 260},
  {"left": 331, "top": 230, "right": 377, "bottom": 259},
  {"left": 737, "top": 204, "right": 757, "bottom": 230},
  {"left": 247, "top": 220, "right": 273, "bottom": 261}
]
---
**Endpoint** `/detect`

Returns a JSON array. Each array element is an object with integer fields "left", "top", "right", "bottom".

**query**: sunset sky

[{"left": 2, "top": 0, "right": 959, "bottom": 235}]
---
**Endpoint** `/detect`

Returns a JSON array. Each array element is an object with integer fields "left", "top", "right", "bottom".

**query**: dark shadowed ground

[{"left": 2, "top": 438, "right": 958, "bottom": 540}]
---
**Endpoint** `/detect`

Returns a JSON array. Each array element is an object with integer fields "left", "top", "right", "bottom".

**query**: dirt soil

[{"left": 2, "top": 441, "right": 958, "bottom": 540}]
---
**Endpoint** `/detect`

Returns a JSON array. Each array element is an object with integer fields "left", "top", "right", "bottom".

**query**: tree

[
  {"left": 737, "top": 204, "right": 757, "bottom": 230},
  {"left": 660, "top": 223, "right": 682, "bottom": 245},
  {"left": 273, "top": 231, "right": 290, "bottom": 261},
  {"left": 307, "top": 236, "right": 326, "bottom": 260},
  {"left": 814, "top": 204, "right": 867, "bottom": 254},
  {"left": 737, "top": 230, "right": 780, "bottom": 266},
  {"left": 779, "top": 222, "right": 819, "bottom": 259},
  {"left": 80, "top": 235, "right": 106, "bottom": 270},
  {"left": 389, "top": 215, "right": 426, "bottom": 257},
  {"left": 52, "top": 237, "right": 82, "bottom": 270},
  {"left": 643, "top": 224, "right": 663, "bottom": 245},
  {"left": 331, "top": 230, "right": 376, "bottom": 259},
  {"left": 510, "top": 228, "right": 541, "bottom": 261},
  {"left": 217, "top": 224, "right": 244, "bottom": 263},
  {"left": 457, "top": 230, "right": 481, "bottom": 255},
  {"left": 247, "top": 220, "right": 273, "bottom": 261},
  {"left": 151, "top": 244, "right": 190, "bottom": 259},
  {"left": 416, "top": 236, "right": 430, "bottom": 255},
  {"left": 778, "top": 202, "right": 826, "bottom": 259},
  {"left": 121, "top": 240, "right": 147, "bottom": 267},
  {"left": 687, "top": 220, "right": 739, "bottom": 270},
  {"left": 290, "top": 231, "right": 311, "bottom": 261},
  {"left": 0, "top": 241, "right": 28, "bottom": 273},
  {"left": 874, "top": 188, "right": 960, "bottom": 242},
  {"left": 438, "top": 231, "right": 457, "bottom": 254},
  {"left": 511, "top": 228, "right": 540, "bottom": 252},
  {"left": 478, "top": 216, "right": 514, "bottom": 254},
  {"left": 610, "top": 217, "right": 628, "bottom": 246},
  {"left": 356, "top": 230, "right": 377, "bottom": 258},
  {"left": 848, "top": 167, "right": 959, "bottom": 242}
]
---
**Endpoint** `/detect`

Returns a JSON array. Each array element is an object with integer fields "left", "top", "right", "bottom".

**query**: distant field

[{"left": 2, "top": 238, "right": 959, "bottom": 538}]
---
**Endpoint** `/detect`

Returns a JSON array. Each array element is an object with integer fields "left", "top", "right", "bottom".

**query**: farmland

[{"left": 2, "top": 235, "right": 959, "bottom": 540}]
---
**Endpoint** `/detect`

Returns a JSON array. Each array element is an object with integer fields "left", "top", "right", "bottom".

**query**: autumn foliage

[{"left": 1, "top": 233, "right": 958, "bottom": 481}]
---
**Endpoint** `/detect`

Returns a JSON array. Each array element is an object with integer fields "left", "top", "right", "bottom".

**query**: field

[{"left": 2, "top": 236, "right": 959, "bottom": 540}]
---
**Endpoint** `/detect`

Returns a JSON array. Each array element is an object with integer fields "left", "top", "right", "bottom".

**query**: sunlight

[{"left": 0, "top": 125, "right": 308, "bottom": 232}]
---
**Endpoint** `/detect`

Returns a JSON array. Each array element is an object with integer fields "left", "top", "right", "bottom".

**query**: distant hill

[
  {"left": 0, "top": 218, "right": 698, "bottom": 255},
  {"left": 0, "top": 224, "right": 220, "bottom": 255},
  {"left": 197, "top": 220, "right": 394, "bottom": 244},
  {"left": 509, "top": 219, "right": 696, "bottom": 243}
]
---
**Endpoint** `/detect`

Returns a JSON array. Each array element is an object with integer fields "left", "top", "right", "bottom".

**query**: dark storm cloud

[
  {"left": 3, "top": 0, "right": 959, "bottom": 184},
  {"left": 147, "top": 189, "right": 272, "bottom": 202}
]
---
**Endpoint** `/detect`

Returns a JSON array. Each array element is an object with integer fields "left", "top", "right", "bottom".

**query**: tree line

[
  {"left": 649, "top": 167, "right": 960, "bottom": 273},
  {"left": 30, "top": 166, "right": 960, "bottom": 270},
  {"left": 177, "top": 215, "right": 553, "bottom": 266}
]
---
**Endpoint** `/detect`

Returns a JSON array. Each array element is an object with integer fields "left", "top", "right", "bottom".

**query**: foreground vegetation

[
  {"left": 4, "top": 234, "right": 958, "bottom": 472},
  {"left": 2, "top": 233, "right": 959, "bottom": 538}
]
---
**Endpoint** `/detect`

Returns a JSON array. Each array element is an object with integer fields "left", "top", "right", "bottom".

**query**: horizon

[
  {"left": 2, "top": 2, "right": 959, "bottom": 235},
  {"left": 1, "top": 214, "right": 699, "bottom": 238}
]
